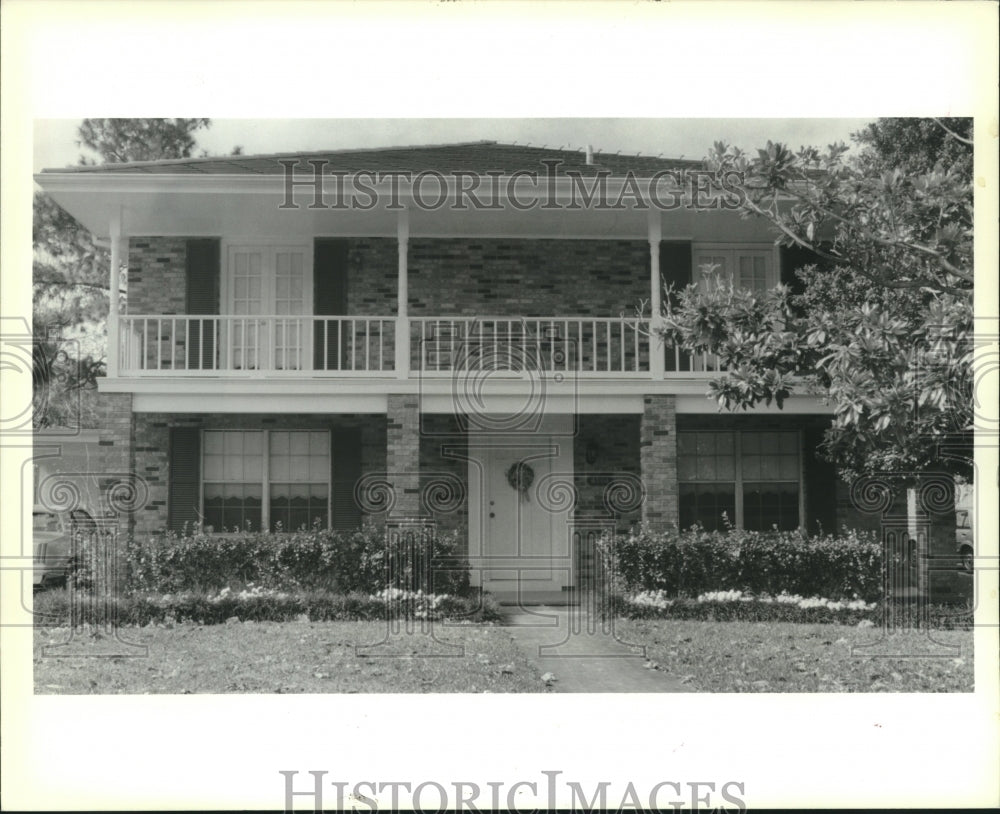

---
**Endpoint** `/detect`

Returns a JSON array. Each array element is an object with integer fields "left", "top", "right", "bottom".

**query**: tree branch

[{"left": 932, "top": 118, "right": 974, "bottom": 147}]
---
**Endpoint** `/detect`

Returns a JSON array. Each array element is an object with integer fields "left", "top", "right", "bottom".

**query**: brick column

[
  {"left": 640, "top": 395, "right": 678, "bottom": 530},
  {"left": 386, "top": 394, "right": 421, "bottom": 518},
  {"left": 96, "top": 393, "right": 136, "bottom": 529}
]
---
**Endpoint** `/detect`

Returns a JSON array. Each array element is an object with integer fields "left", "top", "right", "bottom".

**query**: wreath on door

[{"left": 505, "top": 461, "right": 535, "bottom": 502}]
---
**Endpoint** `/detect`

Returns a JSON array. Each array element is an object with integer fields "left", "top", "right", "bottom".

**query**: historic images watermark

[
  {"left": 278, "top": 160, "right": 747, "bottom": 212},
  {"left": 279, "top": 770, "right": 747, "bottom": 812}
]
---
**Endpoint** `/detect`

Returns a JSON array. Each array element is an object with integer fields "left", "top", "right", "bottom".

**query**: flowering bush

[
  {"left": 609, "top": 591, "right": 971, "bottom": 628},
  {"left": 370, "top": 587, "right": 450, "bottom": 620},
  {"left": 598, "top": 524, "right": 884, "bottom": 602},
  {"left": 122, "top": 525, "right": 471, "bottom": 597},
  {"left": 33, "top": 586, "right": 503, "bottom": 626}
]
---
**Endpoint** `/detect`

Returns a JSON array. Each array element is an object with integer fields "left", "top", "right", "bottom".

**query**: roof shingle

[{"left": 42, "top": 140, "right": 704, "bottom": 177}]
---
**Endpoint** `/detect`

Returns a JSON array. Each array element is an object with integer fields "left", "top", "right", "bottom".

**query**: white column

[
  {"left": 395, "top": 208, "right": 411, "bottom": 378},
  {"left": 648, "top": 208, "right": 665, "bottom": 379},
  {"left": 108, "top": 211, "right": 122, "bottom": 378}
]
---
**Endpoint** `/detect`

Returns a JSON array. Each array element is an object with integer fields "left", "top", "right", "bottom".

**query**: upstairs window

[{"left": 694, "top": 245, "right": 776, "bottom": 295}]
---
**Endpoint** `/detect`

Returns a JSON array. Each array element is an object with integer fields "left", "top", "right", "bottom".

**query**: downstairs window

[
  {"left": 678, "top": 430, "right": 802, "bottom": 532},
  {"left": 202, "top": 429, "right": 330, "bottom": 532}
]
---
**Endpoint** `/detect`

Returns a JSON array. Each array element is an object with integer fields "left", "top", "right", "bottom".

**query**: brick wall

[
  {"left": 131, "top": 412, "right": 386, "bottom": 534},
  {"left": 95, "top": 393, "right": 135, "bottom": 531},
  {"left": 573, "top": 414, "right": 641, "bottom": 532},
  {"left": 405, "top": 238, "right": 649, "bottom": 317},
  {"left": 386, "top": 395, "right": 421, "bottom": 518},
  {"left": 126, "top": 236, "right": 652, "bottom": 320},
  {"left": 127, "top": 238, "right": 187, "bottom": 315},
  {"left": 419, "top": 414, "right": 469, "bottom": 535},
  {"left": 640, "top": 395, "right": 678, "bottom": 530}
]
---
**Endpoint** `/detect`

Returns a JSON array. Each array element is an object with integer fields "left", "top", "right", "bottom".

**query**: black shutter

[
  {"left": 802, "top": 425, "right": 838, "bottom": 535},
  {"left": 331, "top": 427, "right": 363, "bottom": 530},
  {"left": 660, "top": 241, "right": 692, "bottom": 372},
  {"left": 185, "top": 239, "right": 220, "bottom": 369},
  {"left": 314, "top": 239, "right": 350, "bottom": 370},
  {"left": 779, "top": 244, "right": 826, "bottom": 297},
  {"left": 168, "top": 427, "right": 201, "bottom": 533}
]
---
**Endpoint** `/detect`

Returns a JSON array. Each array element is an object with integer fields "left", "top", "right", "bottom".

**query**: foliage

[
  {"left": 598, "top": 524, "right": 884, "bottom": 602},
  {"left": 33, "top": 119, "right": 215, "bottom": 427},
  {"left": 122, "top": 525, "right": 472, "bottom": 597},
  {"left": 659, "top": 118, "right": 974, "bottom": 481},
  {"left": 76, "top": 118, "right": 211, "bottom": 165},
  {"left": 609, "top": 593, "right": 972, "bottom": 629},
  {"left": 33, "top": 587, "right": 501, "bottom": 627}
]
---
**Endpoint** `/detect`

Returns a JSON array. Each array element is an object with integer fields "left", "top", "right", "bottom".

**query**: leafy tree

[
  {"left": 76, "top": 118, "right": 211, "bottom": 164},
  {"left": 34, "top": 119, "right": 214, "bottom": 427},
  {"left": 659, "top": 119, "right": 973, "bottom": 483}
]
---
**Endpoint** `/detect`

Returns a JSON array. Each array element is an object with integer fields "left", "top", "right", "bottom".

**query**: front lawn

[
  {"left": 614, "top": 618, "right": 974, "bottom": 692},
  {"left": 34, "top": 620, "right": 546, "bottom": 694}
]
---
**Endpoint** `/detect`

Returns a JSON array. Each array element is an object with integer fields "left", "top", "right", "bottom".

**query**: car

[
  {"left": 32, "top": 506, "right": 97, "bottom": 591},
  {"left": 956, "top": 508, "right": 974, "bottom": 574}
]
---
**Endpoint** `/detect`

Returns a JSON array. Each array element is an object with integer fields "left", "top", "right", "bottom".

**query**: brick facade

[
  {"left": 386, "top": 395, "right": 421, "bottom": 519},
  {"left": 419, "top": 414, "right": 469, "bottom": 535},
  {"left": 127, "top": 238, "right": 188, "bottom": 315},
  {"left": 126, "top": 236, "right": 652, "bottom": 321},
  {"left": 573, "top": 414, "right": 642, "bottom": 531},
  {"left": 640, "top": 395, "right": 679, "bottom": 530}
]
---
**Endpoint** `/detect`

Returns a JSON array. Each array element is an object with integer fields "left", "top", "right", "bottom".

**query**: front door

[{"left": 468, "top": 420, "right": 574, "bottom": 602}]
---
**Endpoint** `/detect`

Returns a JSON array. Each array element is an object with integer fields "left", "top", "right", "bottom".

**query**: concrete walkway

[{"left": 500, "top": 606, "right": 692, "bottom": 692}]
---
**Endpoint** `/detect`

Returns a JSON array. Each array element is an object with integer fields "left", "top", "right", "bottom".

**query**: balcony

[{"left": 117, "top": 314, "right": 723, "bottom": 379}]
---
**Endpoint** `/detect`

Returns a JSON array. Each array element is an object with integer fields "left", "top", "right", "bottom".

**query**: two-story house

[{"left": 35, "top": 141, "right": 866, "bottom": 602}]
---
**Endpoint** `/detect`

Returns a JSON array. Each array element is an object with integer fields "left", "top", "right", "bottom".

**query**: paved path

[{"left": 501, "top": 606, "right": 692, "bottom": 693}]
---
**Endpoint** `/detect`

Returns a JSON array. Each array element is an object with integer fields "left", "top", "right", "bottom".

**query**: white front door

[{"left": 468, "top": 419, "right": 574, "bottom": 601}]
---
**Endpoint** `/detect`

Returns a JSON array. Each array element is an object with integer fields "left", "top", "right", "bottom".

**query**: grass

[
  {"left": 34, "top": 614, "right": 975, "bottom": 695},
  {"left": 34, "top": 619, "right": 548, "bottom": 694},
  {"left": 614, "top": 618, "right": 974, "bottom": 692}
]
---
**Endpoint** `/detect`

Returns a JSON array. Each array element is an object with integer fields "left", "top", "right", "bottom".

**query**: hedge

[
  {"left": 597, "top": 525, "right": 884, "bottom": 602},
  {"left": 609, "top": 595, "right": 974, "bottom": 630},
  {"left": 118, "top": 525, "right": 471, "bottom": 597},
  {"left": 33, "top": 587, "right": 503, "bottom": 627}
]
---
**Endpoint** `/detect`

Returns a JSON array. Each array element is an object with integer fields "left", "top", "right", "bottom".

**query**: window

[
  {"left": 679, "top": 430, "right": 801, "bottom": 531},
  {"left": 694, "top": 246, "right": 775, "bottom": 294},
  {"left": 202, "top": 430, "right": 329, "bottom": 532}
]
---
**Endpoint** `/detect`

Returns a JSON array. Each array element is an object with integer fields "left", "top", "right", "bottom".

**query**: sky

[{"left": 33, "top": 118, "right": 873, "bottom": 172}]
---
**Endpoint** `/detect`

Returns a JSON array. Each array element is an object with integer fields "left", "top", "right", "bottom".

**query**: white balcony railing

[
  {"left": 411, "top": 316, "right": 650, "bottom": 375},
  {"left": 117, "top": 314, "right": 723, "bottom": 378},
  {"left": 120, "top": 315, "right": 396, "bottom": 375}
]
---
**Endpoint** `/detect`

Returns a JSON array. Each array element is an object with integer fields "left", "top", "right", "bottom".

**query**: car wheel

[{"left": 959, "top": 547, "right": 974, "bottom": 574}]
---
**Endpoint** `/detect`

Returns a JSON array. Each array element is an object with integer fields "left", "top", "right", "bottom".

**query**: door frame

[
  {"left": 466, "top": 415, "right": 575, "bottom": 598},
  {"left": 220, "top": 239, "right": 315, "bottom": 371}
]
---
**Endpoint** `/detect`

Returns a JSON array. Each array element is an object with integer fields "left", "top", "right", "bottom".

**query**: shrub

[
  {"left": 32, "top": 587, "right": 502, "bottom": 627},
  {"left": 122, "top": 525, "right": 471, "bottom": 597},
  {"left": 599, "top": 524, "right": 884, "bottom": 602},
  {"left": 608, "top": 592, "right": 973, "bottom": 630}
]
